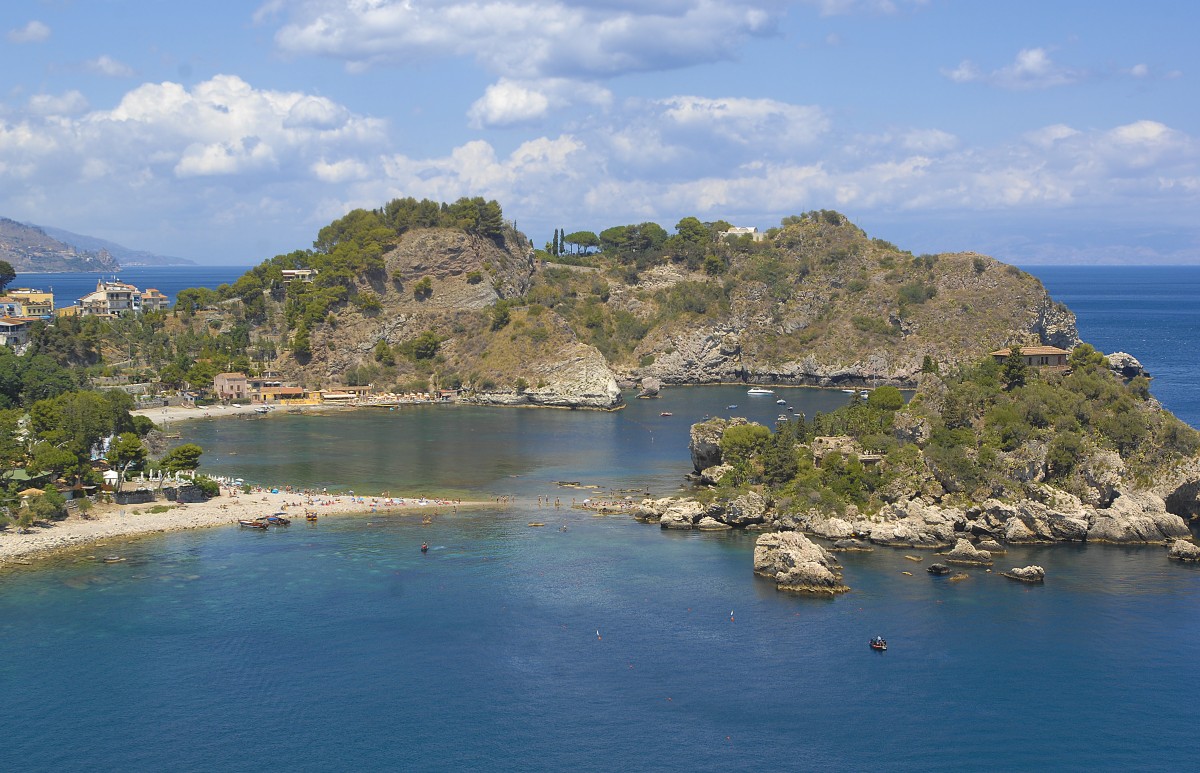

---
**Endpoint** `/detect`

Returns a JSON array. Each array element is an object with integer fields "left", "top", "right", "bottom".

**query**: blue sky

[{"left": 1, "top": 1, "right": 1196, "bottom": 265}]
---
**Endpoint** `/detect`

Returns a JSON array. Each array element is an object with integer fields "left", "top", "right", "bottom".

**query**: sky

[{"left": 1, "top": 1, "right": 1197, "bottom": 266}]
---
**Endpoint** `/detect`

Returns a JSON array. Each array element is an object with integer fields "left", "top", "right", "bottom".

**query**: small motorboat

[
  {"left": 239, "top": 519, "right": 268, "bottom": 529},
  {"left": 305, "top": 512, "right": 318, "bottom": 522},
  {"left": 726, "top": 404, "right": 738, "bottom": 410},
  {"left": 660, "top": 411, "right": 673, "bottom": 416},
  {"left": 264, "top": 513, "right": 291, "bottom": 526},
  {"left": 102, "top": 555, "right": 126, "bottom": 563},
  {"left": 421, "top": 543, "right": 429, "bottom": 553},
  {"left": 776, "top": 398, "right": 787, "bottom": 405},
  {"left": 870, "top": 636, "right": 887, "bottom": 651},
  {"left": 747, "top": 387, "right": 775, "bottom": 395}
]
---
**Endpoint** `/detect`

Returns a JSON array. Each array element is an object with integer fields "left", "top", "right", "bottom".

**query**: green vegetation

[{"left": 707, "top": 345, "right": 1199, "bottom": 516}]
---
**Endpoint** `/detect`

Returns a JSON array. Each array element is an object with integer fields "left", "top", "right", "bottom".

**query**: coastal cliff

[{"left": 174, "top": 203, "right": 1082, "bottom": 408}]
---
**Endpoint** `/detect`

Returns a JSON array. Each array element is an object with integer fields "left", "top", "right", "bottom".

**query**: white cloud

[
  {"left": 7, "top": 20, "right": 50, "bottom": 43},
  {"left": 656, "top": 96, "right": 829, "bottom": 147},
  {"left": 467, "top": 81, "right": 553, "bottom": 128},
  {"left": 85, "top": 55, "right": 135, "bottom": 78},
  {"left": 27, "top": 91, "right": 90, "bottom": 117},
  {"left": 943, "top": 47, "right": 1082, "bottom": 90},
  {"left": 264, "top": 1, "right": 783, "bottom": 80},
  {"left": 800, "top": 0, "right": 927, "bottom": 15}
]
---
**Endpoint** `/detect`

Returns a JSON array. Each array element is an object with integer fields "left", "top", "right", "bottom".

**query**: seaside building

[
  {"left": 213, "top": 372, "right": 249, "bottom": 401},
  {"left": 57, "top": 280, "right": 171, "bottom": 317},
  {"left": 2, "top": 288, "right": 54, "bottom": 318},
  {"left": 990, "top": 345, "right": 1070, "bottom": 368}
]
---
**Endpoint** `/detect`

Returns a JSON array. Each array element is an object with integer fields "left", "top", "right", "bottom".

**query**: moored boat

[
  {"left": 239, "top": 519, "right": 268, "bottom": 529},
  {"left": 660, "top": 411, "right": 673, "bottom": 416},
  {"left": 747, "top": 387, "right": 775, "bottom": 395},
  {"left": 870, "top": 636, "right": 887, "bottom": 651}
]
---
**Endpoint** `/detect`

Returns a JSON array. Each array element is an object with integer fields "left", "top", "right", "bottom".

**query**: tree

[
  {"left": 0, "top": 260, "right": 15, "bottom": 293},
  {"left": 563, "top": 231, "right": 600, "bottom": 255},
  {"left": 867, "top": 386, "right": 905, "bottom": 411},
  {"left": 413, "top": 276, "right": 433, "bottom": 300},
  {"left": 1002, "top": 346, "right": 1028, "bottom": 390},
  {"left": 161, "top": 443, "right": 203, "bottom": 473},
  {"left": 107, "top": 432, "right": 147, "bottom": 492}
]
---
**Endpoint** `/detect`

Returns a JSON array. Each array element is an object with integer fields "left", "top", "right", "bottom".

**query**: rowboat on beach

[{"left": 238, "top": 519, "right": 268, "bottom": 529}]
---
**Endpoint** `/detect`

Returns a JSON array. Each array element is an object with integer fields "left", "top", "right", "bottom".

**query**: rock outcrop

[
  {"left": 1087, "top": 490, "right": 1191, "bottom": 543},
  {"left": 753, "top": 531, "right": 849, "bottom": 594},
  {"left": 689, "top": 417, "right": 751, "bottom": 473},
  {"left": 1167, "top": 539, "right": 1200, "bottom": 561},
  {"left": 942, "top": 538, "right": 994, "bottom": 566},
  {"left": 1002, "top": 565, "right": 1046, "bottom": 582}
]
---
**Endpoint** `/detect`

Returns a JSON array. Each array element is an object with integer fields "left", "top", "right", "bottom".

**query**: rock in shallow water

[
  {"left": 942, "top": 538, "right": 994, "bottom": 566},
  {"left": 1167, "top": 539, "right": 1200, "bottom": 561},
  {"left": 1002, "top": 565, "right": 1046, "bottom": 582},
  {"left": 753, "top": 532, "right": 849, "bottom": 594}
]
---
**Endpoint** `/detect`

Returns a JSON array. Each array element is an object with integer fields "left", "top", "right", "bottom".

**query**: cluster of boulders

[
  {"left": 632, "top": 492, "right": 770, "bottom": 531},
  {"left": 789, "top": 489, "right": 1191, "bottom": 549},
  {"left": 1167, "top": 539, "right": 1200, "bottom": 561}
]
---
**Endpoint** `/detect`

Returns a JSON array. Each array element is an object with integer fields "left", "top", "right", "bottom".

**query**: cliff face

[
  {"left": 264, "top": 227, "right": 623, "bottom": 409},
  {"left": 625, "top": 244, "right": 1080, "bottom": 388}
]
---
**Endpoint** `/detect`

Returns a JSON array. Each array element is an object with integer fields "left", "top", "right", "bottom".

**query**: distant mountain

[
  {"left": 37, "top": 224, "right": 194, "bottom": 267},
  {"left": 0, "top": 218, "right": 119, "bottom": 273}
]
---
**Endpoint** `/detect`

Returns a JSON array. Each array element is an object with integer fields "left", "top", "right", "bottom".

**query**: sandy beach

[
  {"left": 0, "top": 489, "right": 473, "bottom": 567},
  {"left": 131, "top": 401, "right": 342, "bottom": 424}
]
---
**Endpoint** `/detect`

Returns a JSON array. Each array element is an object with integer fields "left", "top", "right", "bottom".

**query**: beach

[
  {"left": 131, "top": 401, "right": 342, "bottom": 424},
  {"left": 0, "top": 488, "right": 469, "bottom": 566}
]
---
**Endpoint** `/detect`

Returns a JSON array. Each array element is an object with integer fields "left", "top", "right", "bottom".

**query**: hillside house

[
  {"left": 721, "top": 226, "right": 765, "bottom": 242},
  {"left": 281, "top": 269, "right": 319, "bottom": 284},
  {"left": 990, "top": 345, "right": 1070, "bottom": 367},
  {"left": 0, "top": 317, "right": 31, "bottom": 349}
]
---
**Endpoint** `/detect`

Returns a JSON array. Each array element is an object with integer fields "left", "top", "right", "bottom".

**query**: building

[
  {"left": 141, "top": 288, "right": 170, "bottom": 312},
  {"left": 0, "top": 317, "right": 31, "bottom": 348},
  {"left": 281, "top": 269, "right": 319, "bottom": 283},
  {"left": 721, "top": 226, "right": 765, "bottom": 242},
  {"left": 990, "top": 345, "right": 1070, "bottom": 367},
  {"left": 213, "top": 372, "right": 249, "bottom": 401},
  {"left": 78, "top": 280, "right": 143, "bottom": 317},
  {"left": 6, "top": 288, "right": 54, "bottom": 318}
]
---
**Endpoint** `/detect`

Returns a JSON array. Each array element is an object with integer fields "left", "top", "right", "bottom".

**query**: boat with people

[
  {"left": 305, "top": 512, "right": 318, "bottom": 522},
  {"left": 747, "top": 387, "right": 775, "bottom": 395},
  {"left": 870, "top": 636, "right": 887, "bottom": 651},
  {"left": 421, "top": 543, "right": 429, "bottom": 553}
]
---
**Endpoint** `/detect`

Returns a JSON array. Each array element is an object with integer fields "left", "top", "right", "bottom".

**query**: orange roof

[{"left": 990, "top": 345, "right": 1070, "bottom": 356}]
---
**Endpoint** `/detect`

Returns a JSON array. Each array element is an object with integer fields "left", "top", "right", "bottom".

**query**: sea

[{"left": 2, "top": 265, "right": 1199, "bottom": 772}]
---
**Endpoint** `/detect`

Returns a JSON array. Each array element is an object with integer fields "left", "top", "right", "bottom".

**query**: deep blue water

[
  {"left": 1024, "top": 265, "right": 1200, "bottom": 427},
  {"left": 14, "top": 265, "right": 251, "bottom": 308},
  {"left": 2, "top": 266, "right": 1200, "bottom": 771}
]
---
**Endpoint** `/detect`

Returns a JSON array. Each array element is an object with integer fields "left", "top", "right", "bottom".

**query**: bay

[{"left": 3, "top": 266, "right": 1200, "bottom": 771}]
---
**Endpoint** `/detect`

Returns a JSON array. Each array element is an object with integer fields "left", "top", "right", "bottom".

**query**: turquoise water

[{"left": 4, "top": 267, "right": 1200, "bottom": 770}]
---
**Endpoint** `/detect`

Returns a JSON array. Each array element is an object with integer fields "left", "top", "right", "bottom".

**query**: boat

[
  {"left": 421, "top": 543, "right": 429, "bottom": 553},
  {"left": 747, "top": 387, "right": 775, "bottom": 395},
  {"left": 776, "top": 398, "right": 787, "bottom": 405},
  {"left": 777, "top": 414, "right": 790, "bottom": 422},
  {"left": 305, "top": 512, "right": 318, "bottom": 522},
  {"left": 238, "top": 519, "right": 268, "bottom": 529},
  {"left": 660, "top": 411, "right": 673, "bottom": 416},
  {"left": 253, "top": 406, "right": 271, "bottom": 414},
  {"left": 102, "top": 555, "right": 126, "bottom": 563},
  {"left": 726, "top": 404, "right": 738, "bottom": 410},
  {"left": 260, "top": 513, "right": 290, "bottom": 526},
  {"left": 841, "top": 388, "right": 856, "bottom": 394},
  {"left": 870, "top": 636, "right": 887, "bottom": 651},
  {"left": 860, "top": 390, "right": 870, "bottom": 397}
]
